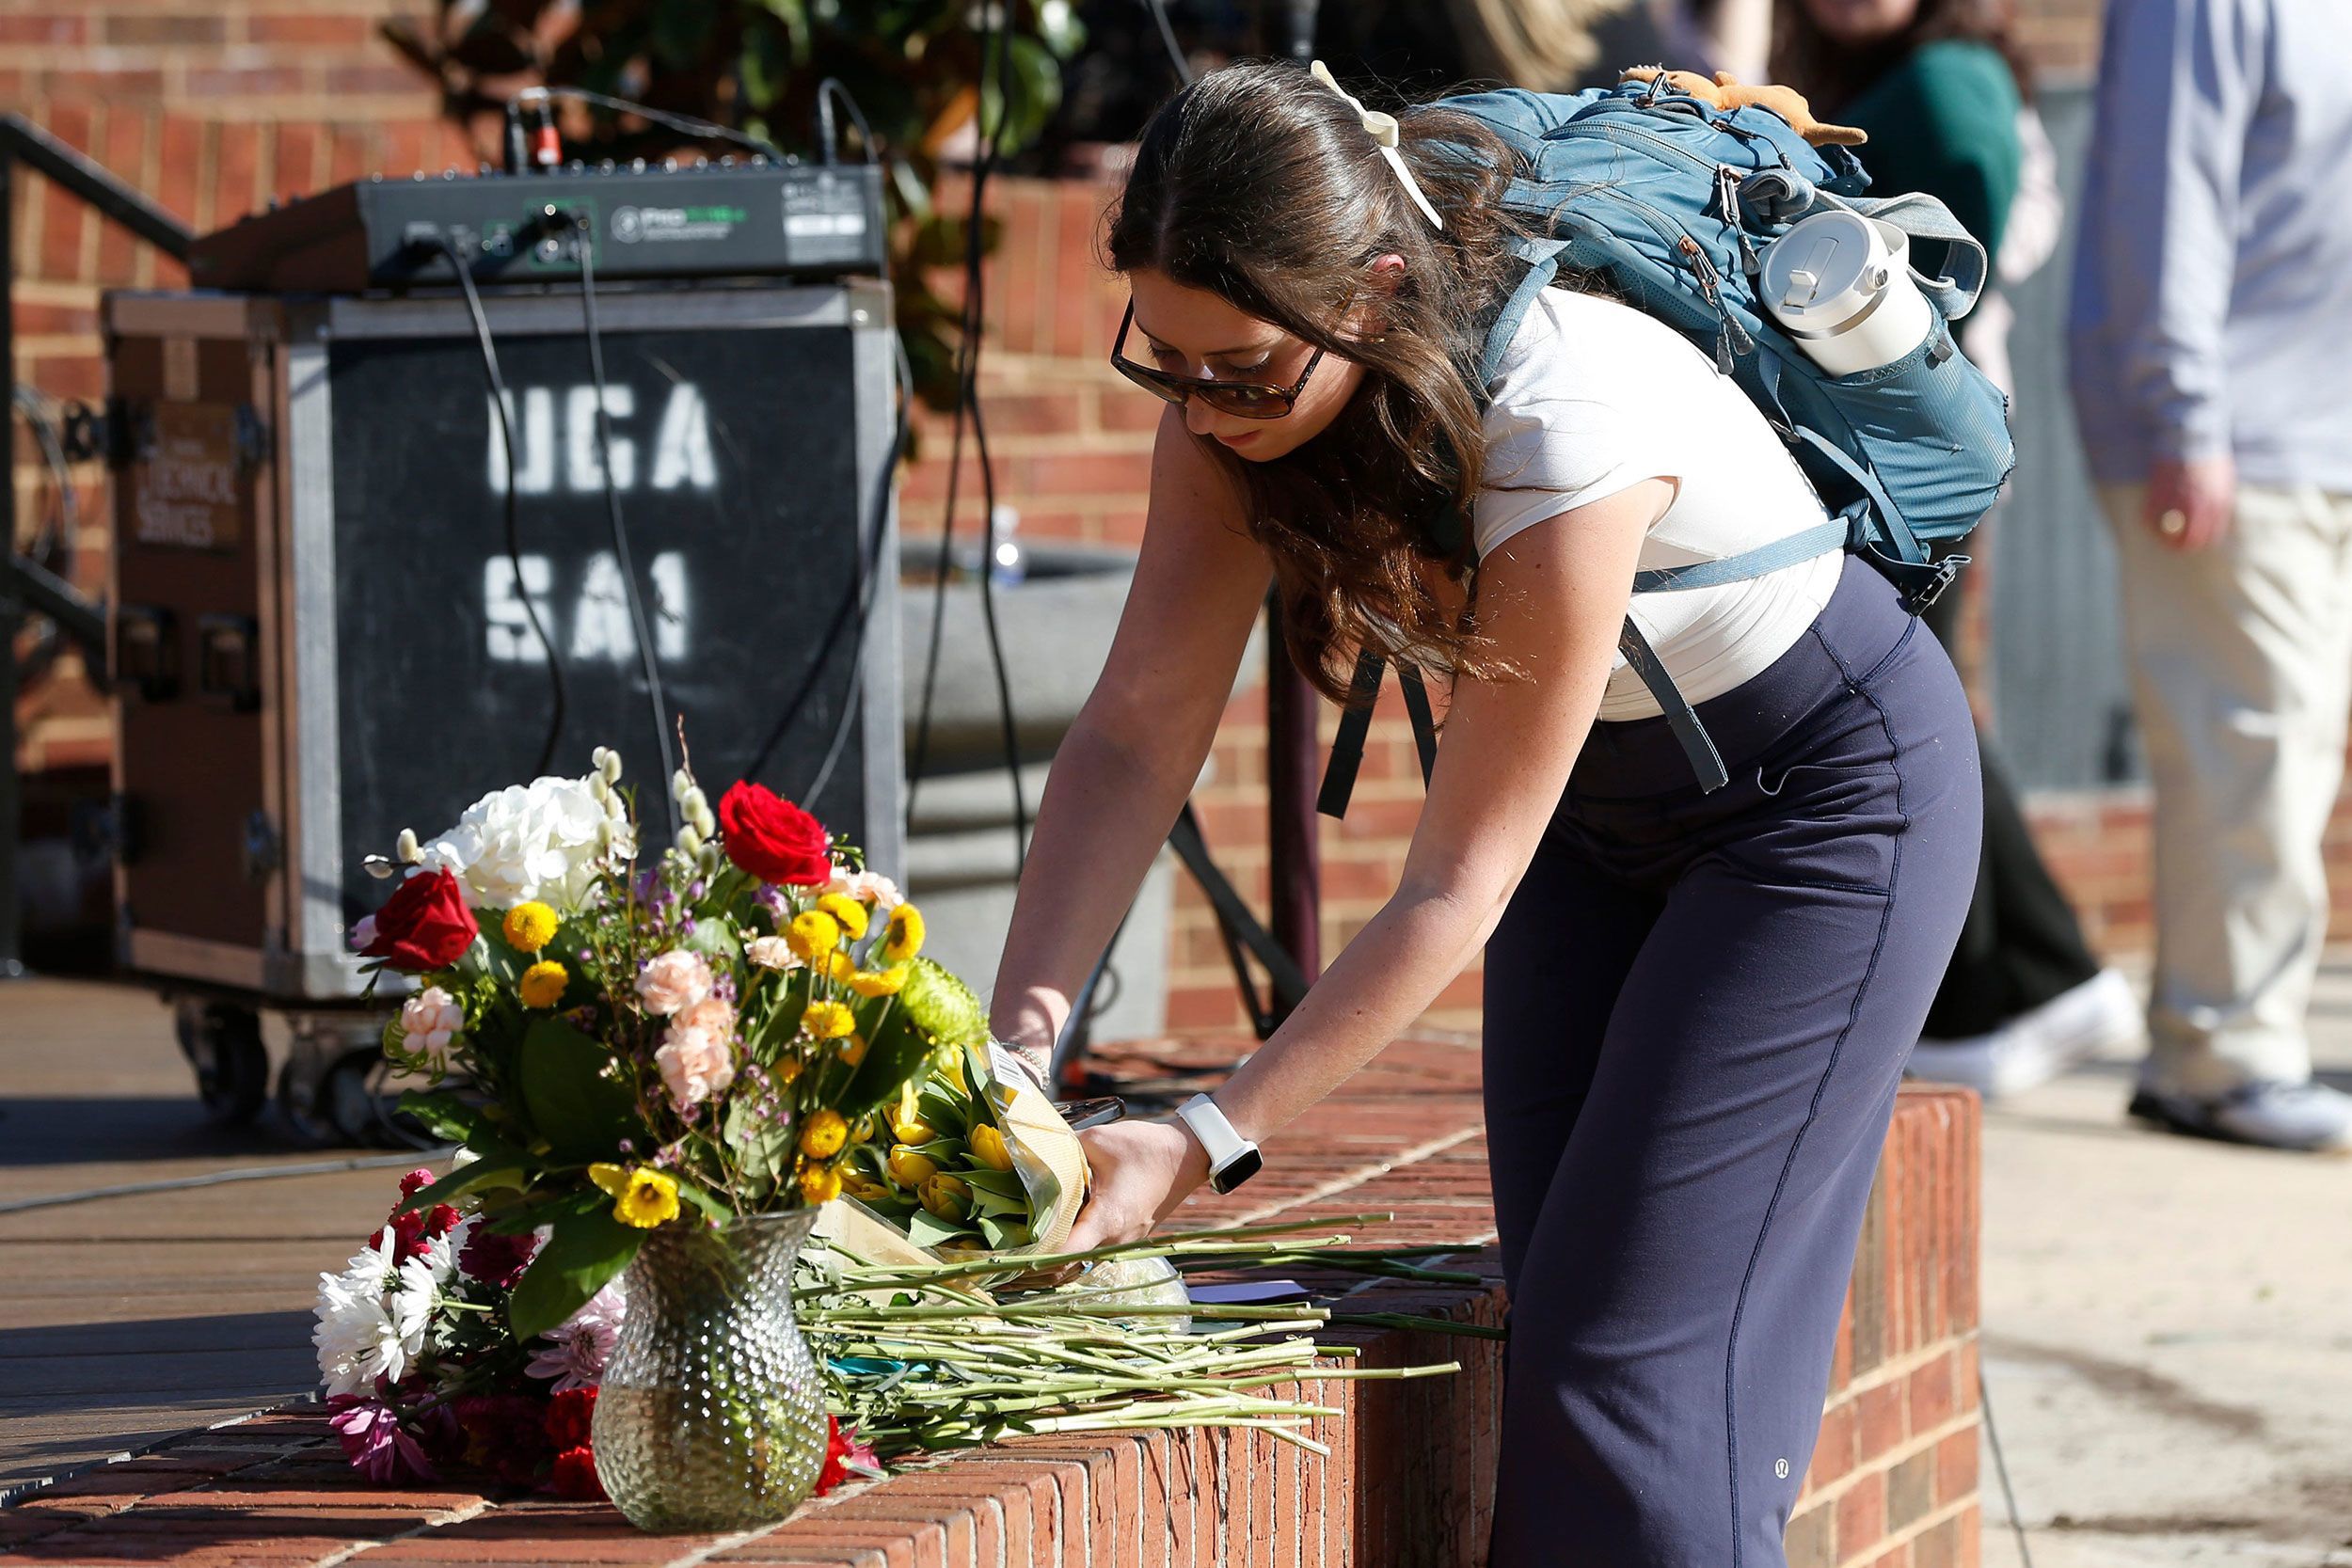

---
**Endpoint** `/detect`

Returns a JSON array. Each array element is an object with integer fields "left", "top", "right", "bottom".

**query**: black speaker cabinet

[{"left": 104, "top": 282, "right": 901, "bottom": 1002}]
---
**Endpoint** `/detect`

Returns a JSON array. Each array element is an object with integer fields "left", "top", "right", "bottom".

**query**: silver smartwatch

[{"left": 1175, "top": 1093, "right": 1263, "bottom": 1195}]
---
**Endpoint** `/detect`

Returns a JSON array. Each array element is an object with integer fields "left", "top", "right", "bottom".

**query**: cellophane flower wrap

[{"left": 357, "top": 748, "right": 977, "bottom": 1345}]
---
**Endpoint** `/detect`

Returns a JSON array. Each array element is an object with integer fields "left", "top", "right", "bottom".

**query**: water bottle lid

[{"left": 1759, "top": 209, "right": 1908, "bottom": 335}]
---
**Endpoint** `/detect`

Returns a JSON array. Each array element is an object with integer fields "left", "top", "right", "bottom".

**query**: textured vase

[{"left": 592, "top": 1210, "right": 827, "bottom": 1531}]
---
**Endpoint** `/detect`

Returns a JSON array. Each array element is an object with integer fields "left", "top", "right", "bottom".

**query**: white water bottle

[{"left": 1757, "top": 209, "right": 1934, "bottom": 376}]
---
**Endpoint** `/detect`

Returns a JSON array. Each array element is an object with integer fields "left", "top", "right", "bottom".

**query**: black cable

[
  {"left": 804, "top": 333, "right": 915, "bottom": 804},
  {"left": 906, "top": 6, "right": 1028, "bottom": 870},
  {"left": 526, "top": 86, "right": 786, "bottom": 163},
  {"left": 815, "top": 78, "right": 879, "bottom": 166},
  {"left": 1142, "top": 0, "right": 1195, "bottom": 86},
  {"left": 571, "top": 223, "right": 679, "bottom": 827},
  {"left": 431, "top": 234, "right": 567, "bottom": 776}
]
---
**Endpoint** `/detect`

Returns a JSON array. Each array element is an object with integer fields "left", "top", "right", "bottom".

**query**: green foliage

[
  {"left": 382, "top": 0, "right": 1084, "bottom": 411},
  {"left": 517, "top": 1015, "right": 648, "bottom": 1164},
  {"left": 839, "top": 958, "right": 986, "bottom": 1115},
  {"left": 508, "top": 1200, "right": 646, "bottom": 1340}
]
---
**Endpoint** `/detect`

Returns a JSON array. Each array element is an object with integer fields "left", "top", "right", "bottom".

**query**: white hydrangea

[{"left": 412, "top": 772, "right": 632, "bottom": 912}]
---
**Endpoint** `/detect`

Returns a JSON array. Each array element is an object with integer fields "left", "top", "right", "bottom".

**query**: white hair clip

[{"left": 1310, "top": 59, "right": 1444, "bottom": 232}]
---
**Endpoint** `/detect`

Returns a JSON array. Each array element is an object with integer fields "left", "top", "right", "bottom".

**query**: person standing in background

[
  {"left": 1777, "top": 0, "right": 2145, "bottom": 1097},
  {"left": 2070, "top": 0, "right": 2352, "bottom": 1151}
]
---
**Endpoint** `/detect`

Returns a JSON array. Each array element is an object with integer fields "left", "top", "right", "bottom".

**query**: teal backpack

[{"left": 1317, "top": 73, "right": 2014, "bottom": 810}]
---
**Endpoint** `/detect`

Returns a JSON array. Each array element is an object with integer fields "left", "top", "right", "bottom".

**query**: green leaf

[
  {"left": 956, "top": 1166, "right": 1026, "bottom": 1201},
  {"left": 977, "top": 1212, "right": 1031, "bottom": 1251},
  {"left": 395, "top": 1142, "right": 530, "bottom": 1214},
  {"left": 396, "top": 1089, "right": 485, "bottom": 1145},
  {"left": 518, "top": 1016, "right": 645, "bottom": 1163},
  {"left": 672, "top": 1174, "right": 733, "bottom": 1225},
  {"left": 681, "top": 913, "right": 743, "bottom": 968},
  {"left": 903, "top": 1208, "right": 977, "bottom": 1250},
  {"left": 508, "top": 1206, "right": 644, "bottom": 1340}
]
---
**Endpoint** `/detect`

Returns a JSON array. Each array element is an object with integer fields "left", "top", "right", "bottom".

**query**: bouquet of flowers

[
  {"left": 839, "top": 1041, "right": 1080, "bottom": 1259},
  {"left": 355, "top": 747, "right": 979, "bottom": 1342},
  {"left": 312, "top": 1169, "right": 880, "bottom": 1496}
]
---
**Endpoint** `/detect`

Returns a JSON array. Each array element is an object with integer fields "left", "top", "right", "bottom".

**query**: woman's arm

[
  {"left": 989, "top": 406, "right": 1271, "bottom": 1069},
  {"left": 1066, "top": 477, "right": 1670, "bottom": 1245}
]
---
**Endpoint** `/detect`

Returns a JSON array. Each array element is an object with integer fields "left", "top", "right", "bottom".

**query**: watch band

[{"left": 1176, "top": 1094, "right": 1262, "bottom": 1193}]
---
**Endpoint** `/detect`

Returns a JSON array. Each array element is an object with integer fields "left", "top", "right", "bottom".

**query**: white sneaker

[
  {"left": 2128, "top": 1079, "right": 2352, "bottom": 1153},
  {"left": 1909, "top": 968, "right": 2144, "bottom": 1099}
]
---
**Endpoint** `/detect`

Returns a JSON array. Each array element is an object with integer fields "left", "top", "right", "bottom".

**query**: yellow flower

[
  {"left": 802, "top": 1000, "right": 856, "bottom": 1040},
  {"left": 518, "top": 960, "right": 568, "bottom": 1009},
  {"left": 816, "top": 893, "right": 870, "bottom": 941},
  {"left": 932, "top": 1044, "right": 966, "bottom": 1090},
  {"left": 839, "top": 1033, "right": 869, "bottom": 1067},
  {"left": 969, "top": 1122, "right": 1016, "bottom": 1173},
  {"left": 890, "top": 1084, "right": 937, "bottom": 1146},
  {"left": 501, "top": 901, "right": 559, "bottom": 954},
  {"left": 881, "top": 903, "right": 925, "bottom": 965},
  {"left": 846, "top": 964, "right": 908, "bottom": 999},
  {"left": 919, "top": 1172, "right": 971, "bottom": 1221},
  {"left": 850, "top": 1112, "right": 879, "bottom": 1145},
  {"left": 774, "top": 1054, "right": 804, "bottom": 1085},
  {"left": 825, "top": 950, "right": 858, "bottom": 983},
  {"left": 887, "top": 1145, "right": 939, "bottom": 1188},
  {"left": 842, "top": 1173, "right": 892, "bottom": 1204},
  {"left": 800, "top": 1109, "right": 849, "bottom": 1159},
  {"left": 786, "top": 910, "right": 841, "bottom": 962},
  {"left": 588, "top": 1164, "right": 679, "bottom": 1228},
  {"left": 798, "top": 1164, "right": 843, "bottom": 1205}
]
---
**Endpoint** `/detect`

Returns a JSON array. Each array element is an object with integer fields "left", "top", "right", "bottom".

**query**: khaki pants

[{"left": 2104, "top": 482, "right": 2352, "bottom": 1095}]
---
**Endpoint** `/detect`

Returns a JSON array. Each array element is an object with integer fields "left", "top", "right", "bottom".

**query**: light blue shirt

[{"left": 2066, "top": 0, "right": 2352, "bottom": 490}]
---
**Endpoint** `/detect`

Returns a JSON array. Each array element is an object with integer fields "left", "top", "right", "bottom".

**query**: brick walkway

[{"left": 0, "top": 1024, "right": 1980, "bottom": 1567}]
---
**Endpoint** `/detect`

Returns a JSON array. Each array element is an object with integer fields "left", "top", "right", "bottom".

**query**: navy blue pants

[{"left": 1484, "top": 560, "right": 1981, "bottom": 1567}]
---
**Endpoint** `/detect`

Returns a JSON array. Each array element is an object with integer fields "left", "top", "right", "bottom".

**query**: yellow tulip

[
  {"left": 919, "top": 1172, "right": 971, "bottom": 1221},
  {"left": 969, "top": 1122, "right": 1015, "bottom": 1173},
  {"left": 888, "top": 1145, "right": 939, "bottom": 1188},
  {"left": 842, "top": 1173, "right": 892, "bottom": 1203}
]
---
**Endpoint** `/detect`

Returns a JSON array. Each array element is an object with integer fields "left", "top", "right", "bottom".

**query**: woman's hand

[{"left": 1062, "top": 1118, "right": 1214, "bottom": 1252}]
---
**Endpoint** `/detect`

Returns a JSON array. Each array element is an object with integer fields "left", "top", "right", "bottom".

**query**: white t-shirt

[{"left": 1473, "top": 289, "right": 1843, "bottom": 721}]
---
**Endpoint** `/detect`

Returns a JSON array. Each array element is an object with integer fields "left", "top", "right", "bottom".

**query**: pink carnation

[
  {"left": 634, "top": 949, "right": 714, "bottom": 1017},
  {"left": 655, "top": 996, "right": 738, "bottom": 1108}
]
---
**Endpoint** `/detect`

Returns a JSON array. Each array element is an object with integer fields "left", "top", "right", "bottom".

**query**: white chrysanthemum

[
  {"left": 313, "top": 1233, "right": 405, "bottom": 1397},
  {"left": 414, "top": 773, "right": 631, "bottom": 911}
]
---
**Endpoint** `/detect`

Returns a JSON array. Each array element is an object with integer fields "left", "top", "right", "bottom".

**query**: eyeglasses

[{"left": 1109, "top": 301, "right": 1327, "bottom": 421}]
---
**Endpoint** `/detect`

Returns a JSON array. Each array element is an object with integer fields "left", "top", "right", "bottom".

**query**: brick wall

[
  {"left": 1788, "top": 1085, "right": 1983, "bottom": 1568},
  {"left": 5, "top": 0, "right": 469, "bottom": 778}
]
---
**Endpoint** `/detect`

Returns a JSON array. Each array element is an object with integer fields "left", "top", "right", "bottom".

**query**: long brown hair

[
  {"left": 1772, "top": 0, "right": 2034, "bottom": 113},
  {"left": 1105, "top": 61, "right": 1528, "bottom": 703}
]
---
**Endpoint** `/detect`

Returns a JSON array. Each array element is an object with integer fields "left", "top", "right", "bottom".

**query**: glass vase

[{"left": 592, "top": 1209, "right": 828, "bottom": 1532}]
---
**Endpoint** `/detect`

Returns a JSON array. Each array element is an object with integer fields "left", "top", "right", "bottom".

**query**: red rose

[
  {"left": 360, "top": 869, "right": 479, "bottom": 972},
  {"left": 545, "top": 1386, "right": 597, "bottom": 1450},
  {"left": 717, "top": 782, "right": 832, "bottom": 885},
  {"left": 549, "top": 1445, "right": 606, "bottom": 1501}
]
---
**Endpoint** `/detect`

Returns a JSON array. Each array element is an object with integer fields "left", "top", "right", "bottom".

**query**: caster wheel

[
  {"left": 279, "top": 1045, "right": 434, "bottom": 1149},
  {"left": 175, "top": 1000, "right": 269, "bottom": 1125}
]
